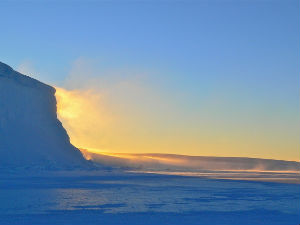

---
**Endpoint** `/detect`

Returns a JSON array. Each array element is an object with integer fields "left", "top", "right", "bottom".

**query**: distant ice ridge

[
  {"left": 80, "top": 151, "right": 300, "bottom": 183},
  {"left": 0, "top": 61, "right": 91, "bottom": 170},
  {"left": 81, "top": 151, "right": 300, "bottom": 171}
]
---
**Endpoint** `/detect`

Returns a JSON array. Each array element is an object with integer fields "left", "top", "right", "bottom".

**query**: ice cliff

[{"left": 0, "top": 62, "right": 89, "bottom": 170}]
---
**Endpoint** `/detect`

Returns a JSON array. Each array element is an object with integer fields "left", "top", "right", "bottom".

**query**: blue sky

[{"left": 0, "top": 0, "right": 299, "bottom": 160}]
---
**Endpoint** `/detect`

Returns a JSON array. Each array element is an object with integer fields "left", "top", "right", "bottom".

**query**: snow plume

[
  {"left": 55, "top": 58, "right": 166, "bottom": 153},
  {"left": 55, "top": 87, "right": 114, "bottom": 151}
]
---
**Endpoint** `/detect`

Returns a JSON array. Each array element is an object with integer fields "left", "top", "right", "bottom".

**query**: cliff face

[{"left": 0, "top": 62, "right": 89, "bottom": 169}]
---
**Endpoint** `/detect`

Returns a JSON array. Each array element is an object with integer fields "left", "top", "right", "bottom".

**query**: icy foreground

[
  {"left": 0, "top": 172, "right": 299, "bottom": 225},
  {"left": 0, "top": 62, "right": 88, "bottom": 169}
]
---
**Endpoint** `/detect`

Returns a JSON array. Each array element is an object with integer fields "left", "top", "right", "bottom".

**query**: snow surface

[
  {"left": 0, "top": 62, "right": 89, "bottom": 169},
  {"left": 0, "top": 171, "right": 299, "bottom": 225}
]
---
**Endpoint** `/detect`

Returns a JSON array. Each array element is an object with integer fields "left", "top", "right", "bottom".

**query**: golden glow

[
  {"left": 85, "top": 151, "right": 139, "bottom": 160},
  {"left": 142, "top": 155, "right": 185, "bottom": 165},
  {"left": 80, "top": 150, "right": 182, "bottom": 164},
  {"left": 80, "top": 150, "right": 187, "bottom": 166},
  {"left": 55, "top": 86, "right": 300, "bottom": 162},
  {"left": 84, "top": 151, "right": 186, "bottom": 164},
  {"left": 56, "top": 88, "right": 82, "bottom": 119},
  {"left": 55, "top": 87, "right": 114, "bottom": 150}
]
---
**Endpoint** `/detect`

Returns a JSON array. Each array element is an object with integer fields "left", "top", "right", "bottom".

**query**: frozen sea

[{"left": 0, "top": 170, "right": 299, "bottom": 225}]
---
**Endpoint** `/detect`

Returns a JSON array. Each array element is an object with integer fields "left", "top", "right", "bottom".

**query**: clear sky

[{"left": 0, "top": 0, "right": 299, "bottom": 161}]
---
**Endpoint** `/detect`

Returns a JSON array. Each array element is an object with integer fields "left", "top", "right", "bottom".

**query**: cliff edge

[{"left": 0, "top": 62, "right": 90, "bottom": 170}]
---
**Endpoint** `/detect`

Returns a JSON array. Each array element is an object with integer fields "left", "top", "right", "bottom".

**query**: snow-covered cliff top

[{"left": 0, "top": 61, "right": 54, "bottom": 93}]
